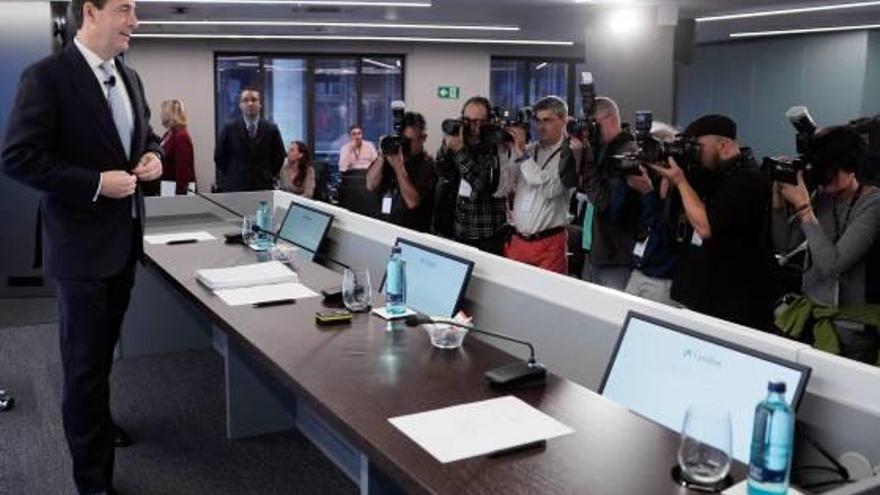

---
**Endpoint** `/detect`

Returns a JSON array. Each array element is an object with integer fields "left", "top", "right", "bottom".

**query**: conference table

[{"left": 140, "top": 212, "right": 747, "bottom": 495}]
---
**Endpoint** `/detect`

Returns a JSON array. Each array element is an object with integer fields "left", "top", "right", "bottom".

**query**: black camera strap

[
  {"left": 833, "top": 184, "right": 863, "bottom": 242},
  {"left": 534, "top": 145, "right": 563, "bottom": 171}
]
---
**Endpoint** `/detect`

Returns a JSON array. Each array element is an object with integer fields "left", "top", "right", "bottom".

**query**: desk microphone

[
  {"left": 404, "top": 314, "right": 546, "bottom": 390},
  {"left": 185, "top": 187, "right": 350, "bottom": 270}
]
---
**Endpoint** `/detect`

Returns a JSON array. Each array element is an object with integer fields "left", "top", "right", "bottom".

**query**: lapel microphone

[{"left": 103, "top": 75, "right": 116, "bottom": 88}]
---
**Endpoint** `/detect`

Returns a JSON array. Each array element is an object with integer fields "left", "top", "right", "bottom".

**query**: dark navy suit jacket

[
  {"left": 2, "top": 43, "right": 162, "bottom": 279},
  {"left": 214, "top": 117, "right": 285, "bottom": 192}
]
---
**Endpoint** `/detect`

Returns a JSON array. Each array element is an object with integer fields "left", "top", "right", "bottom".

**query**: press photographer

[
  {"left": 366, "top": 108, "right": 437, "bottom": 233},
  {"left": 771, "top": 125, "right": 880, "bottom": 363},
  {"left": 435, "top": 96, "right": 508, "bottom": 255},
  {"left": 579, "top": 97, "right": 645, "bottom": 289},
  {"left": 650, "top": 114, "right": 777, "bottom": 331},
  {"left": 496, "top": 96, "right": 575, "bottom": 274},
  {"left": 619, "top": 118, "right": 688, "bottom": 305}
]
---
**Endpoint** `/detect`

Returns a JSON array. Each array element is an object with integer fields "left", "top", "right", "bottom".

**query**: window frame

[{"left": 489, "top": 56, "right": 584, "bottom": 117}]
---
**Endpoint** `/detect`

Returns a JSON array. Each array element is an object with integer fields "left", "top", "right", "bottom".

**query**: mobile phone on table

[{"left": 315, "top": 309, "right": 352, "bottom": 326}]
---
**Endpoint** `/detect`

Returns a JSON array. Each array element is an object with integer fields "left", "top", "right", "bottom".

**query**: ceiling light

[
  {"left": 138, "top": 0, "right": 431, "bottom": 6},
  {"left": 697, "top": 2, "right": 880, "bottom": 22},
  {"left": 608, "top": 9, "right": 640, "bottom": 33},
  {"left": 730, "top": 23, "right": 880, "bottom": 38},
  {"left": 139, "top": 20, "right": 519, "bottom": 31},
  {"left": 131, "top": 33, "right": 574, "bottom": 45}
]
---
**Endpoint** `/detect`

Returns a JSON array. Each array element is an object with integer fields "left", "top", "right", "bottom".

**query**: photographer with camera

[
  {"left": 579, "top": 97, "right": 645, "bottom": 289},
  {"left": 621, "top": 122, "right": 684, "bottom": 305},
  {"left": 650, "top": 114, "right": 777, "bottom": 331},
  {"left": 435, "top": 96, "right": 508, "bottom": 255},
  {"left": 495, "top": 96, "right": 574, "bottom": 274},
  {"left": 366, "top": 111, "right": 437, "bottom": 233},
  {"left": 771, "top": 126, "right": 880, "bottom": 363}
]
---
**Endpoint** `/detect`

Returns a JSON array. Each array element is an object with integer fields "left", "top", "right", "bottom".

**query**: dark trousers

[
  {"left": 56, "top": 263, "right": 135, "bottom": 494},
  {"left": 457, "top": 232, "right": 506, "bottom": 257}
]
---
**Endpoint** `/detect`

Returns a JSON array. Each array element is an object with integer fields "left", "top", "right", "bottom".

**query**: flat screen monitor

[
  {"left": 599, "top": 312, "right": 811, "bottom": 464},
  {"left": 382, "top": 238, "right": 475, "bottom": 318},
  {"left": 276, "top": 202, "right": 334, "bottom": 261}
]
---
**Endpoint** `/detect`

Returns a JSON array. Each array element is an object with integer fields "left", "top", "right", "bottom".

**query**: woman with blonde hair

[
  {"left": 160, "top": 99, "right": 195, "bottom": 195},
  {"left": 279, "top": 140, "right": 316, "bottom": 198}
]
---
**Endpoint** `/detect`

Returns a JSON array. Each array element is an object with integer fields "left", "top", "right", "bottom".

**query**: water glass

[
  {"left": 342, "top": 268, "right": 372, "bottom": 312},
  {"left": 241, "top": 215, "right": 256, "bottom": 247},
  {"left": 678, "top": 406, "right": 733, "bottom": 486}
]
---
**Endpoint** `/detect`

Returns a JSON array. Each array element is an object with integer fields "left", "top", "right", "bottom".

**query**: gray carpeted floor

[
  {"left": 0, "top": 296, "right": 58, "bottom": 327},
  {"left": 0, "top": 321, "right": 358, "bottom": 495}
]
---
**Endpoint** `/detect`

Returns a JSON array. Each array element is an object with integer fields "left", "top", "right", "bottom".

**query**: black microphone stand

[{"left": 405, "top": 315, "right": 546, "bottom": 390}]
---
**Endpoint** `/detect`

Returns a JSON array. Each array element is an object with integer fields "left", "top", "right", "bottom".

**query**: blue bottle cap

[
  {"left": 768, "top": 381, "right": 786, "bottom": 393},
  {"left": 391, "top": 245, "right": 401, "bottom": 254}
]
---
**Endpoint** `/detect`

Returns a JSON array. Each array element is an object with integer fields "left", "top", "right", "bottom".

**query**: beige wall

[{"left": 126, "top": 39, "right": 581, "bottom": 190}]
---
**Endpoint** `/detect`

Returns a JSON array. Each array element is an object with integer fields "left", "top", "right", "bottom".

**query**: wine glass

[
  {"left": 678, "top": 405, "right": 733, "bottom": 486},
  {"left": 342, "top": 268, "right": 372, "bottom": 312}
]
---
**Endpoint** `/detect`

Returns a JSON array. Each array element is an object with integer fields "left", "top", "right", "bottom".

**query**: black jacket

[
  {"left": 2, "top": 44, "right": 162, "bottom": 279},
  {"left": 671, "top": 150, "right": 777, "bottom": 331},
  {"left": 214, "top": 117, "right": 285, "bottom": 192}
]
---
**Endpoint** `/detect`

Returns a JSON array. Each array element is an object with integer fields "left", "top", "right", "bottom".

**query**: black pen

[
  {"left": 167, "top": 238, "right": 198, "bottom": 245},
  {"left": 253, "top": 299, "right": 296, "bottom": 308},
  {"left": 486, "top": 439, "right": 547, "bottom": 458}
]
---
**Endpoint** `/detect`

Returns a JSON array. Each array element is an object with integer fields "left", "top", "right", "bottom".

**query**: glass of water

[
  {"left": 342, "top": 268, "right": 372, "bottom": 312},
  {"left": 678, "top": 405, "right": 732, "bottom": 486},
  {"left": 241, "top": 215, "right": 256, "bottom": 248}
]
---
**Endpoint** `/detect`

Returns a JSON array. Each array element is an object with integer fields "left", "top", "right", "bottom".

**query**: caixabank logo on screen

[{"left": 682, "top": 348, "right": 722, "bottom": 368}]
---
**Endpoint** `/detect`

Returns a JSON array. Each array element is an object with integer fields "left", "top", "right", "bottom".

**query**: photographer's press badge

[
  {"left": 691, "top": 231, "right": 703, "bottom": 247},
  {"left": 458, "top": 180, "right": 473, "bottom": 198}
]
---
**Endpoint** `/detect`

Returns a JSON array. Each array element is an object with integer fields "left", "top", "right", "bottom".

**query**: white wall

[{"left": 127, "top": 39, "right": 581, "bottom": 190}]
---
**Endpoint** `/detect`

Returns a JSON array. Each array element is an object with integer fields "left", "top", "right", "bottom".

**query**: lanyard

[
  {"left": 832, "top": 185, "right": 863, "bottom": 242},
  {"left": 534, "top": 146, "right": 562, "bottom": 171}
]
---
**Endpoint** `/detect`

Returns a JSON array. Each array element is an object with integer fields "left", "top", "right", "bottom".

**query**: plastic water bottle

[
  {"left": 255, "top": 201, "right": 273, "bottom": 249},
  {"left": 747, "top": 381, "right": 795, "bottom": 495},
  {"left": 385, "top": 246, "right": 406, "bottom": 315}
]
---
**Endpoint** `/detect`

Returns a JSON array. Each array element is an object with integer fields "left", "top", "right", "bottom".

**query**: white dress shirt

[{"left": 74, "top": 38, "right": 135, "bottom": 201}]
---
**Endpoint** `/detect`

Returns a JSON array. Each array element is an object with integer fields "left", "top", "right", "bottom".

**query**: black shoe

[{"left": 112, "top": 423, "right": 133, "bottom": 448}]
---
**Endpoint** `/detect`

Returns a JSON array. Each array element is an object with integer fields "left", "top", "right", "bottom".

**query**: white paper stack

[
  {"left": 389, "top": 396, "right": 574, "bottom": 463},
  {"left": 215, "top": 282, "right": 319, "bottom": 306},
  {"left": 196, "top": 261, "right": 298, "bottom": 291},
  {"left": 144, "top": 231, "right": 216, "bottom": 245}
]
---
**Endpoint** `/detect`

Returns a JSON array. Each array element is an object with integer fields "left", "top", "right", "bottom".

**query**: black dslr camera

[
  {"left": 613, "top": 111, "right": 700, "bottom": 176},
  {"left": 566, "top": 72, "right": 600, "bottom": 144},
  {"left": 441, "top": 117, "right": 463, "bottom": 136},
  {"left": 380, "top": 100, "right": 408, "bottom": 155},
  {"left": 479, "top": 106, "right": 532, "bottom": 145},
  {"left": 762, "top": 106, "right": 817, "bottom": 186}
]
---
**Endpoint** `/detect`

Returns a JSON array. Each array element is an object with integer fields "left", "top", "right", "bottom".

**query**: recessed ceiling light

[
  {"left": 138, "top": 0, "right": 432, "bottom": 6},
  {"left": 139, "top": 20, "right": 519, "bottom": 31},
  {"left": 131, "top": 33, "right": 574, "bottom": 46},
  {"left": 730, "top": 23, "right": 880, "bottom": 38},
  {"left": 698, "top": 2, "right": 880, "bottom": 22}
]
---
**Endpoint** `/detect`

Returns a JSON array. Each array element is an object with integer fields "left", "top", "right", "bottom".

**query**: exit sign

[{"left": 437, "top": 86, "right": 460, "bottom": 99}]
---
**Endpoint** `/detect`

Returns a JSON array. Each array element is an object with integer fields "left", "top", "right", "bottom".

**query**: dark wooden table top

[{"left": 143, "top": 215, "right": 746, "bottom": 495}]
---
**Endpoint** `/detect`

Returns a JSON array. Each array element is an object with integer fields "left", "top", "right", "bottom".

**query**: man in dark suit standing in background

[
  {"left": 2, "top": 0, "right": 162, "bottom": 493},
  {"left": 214, "top": 87, "right": 286, "bottom": 191}
]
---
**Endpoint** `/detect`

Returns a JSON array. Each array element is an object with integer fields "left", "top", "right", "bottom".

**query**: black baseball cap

[{"left": 683, "top": 114, "right": 737, "bottom": 140}]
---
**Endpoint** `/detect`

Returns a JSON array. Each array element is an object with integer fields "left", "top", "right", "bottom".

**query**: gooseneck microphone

[
  {"left": 185, "top": 187, "right": 351, "bottom": 270},
  {"left": 404, "top": 314, "right": 547, "bottom": 389}
]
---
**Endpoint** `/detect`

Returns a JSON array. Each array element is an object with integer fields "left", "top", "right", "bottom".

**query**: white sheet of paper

[
  {"left": 144, "top": 231, "right": 216, "bottom": 245},
  {"left": 371, "top": 306, "right": 417, "bottom": 320},
  {"left": 382, "top": 195, "right": 393, "bottom": 214},
  {"left": 195, "top": 261, "right": 298, "bottom": 290},
  {"left": 160, "top": 180, "right": 196, "bottom": 197},
  {"left": 517, "top": 189, "right": 536, "bottom": 212},
  {"left": 457, "top": 180, "right": 473, "bottom": 198},
  {"left": 388, "top": 396, "right": 574, "bottom": 464},
  {"left": 215, "top": 282, "right": 319, "bottom": 306},
  {"left": 723, "top": 481, "right": 804, "bottom": 495}
]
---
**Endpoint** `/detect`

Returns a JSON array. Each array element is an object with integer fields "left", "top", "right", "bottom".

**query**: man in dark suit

[
  {"left": 1, "top": 1, "right": 162, "bottom": 493},
  {"left": 214, "top": 87, "right": 285, "bottom": 191}
]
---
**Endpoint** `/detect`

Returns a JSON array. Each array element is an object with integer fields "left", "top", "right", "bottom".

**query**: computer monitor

[
  {"left": 275, "top": 202, "right": 334, "bottom": 261},
  {"left": 382, "top": 238, "right": 475, "bottom": 318},
  {"left": 599, "top": 312, "right": 811, "bottom": 464}
]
